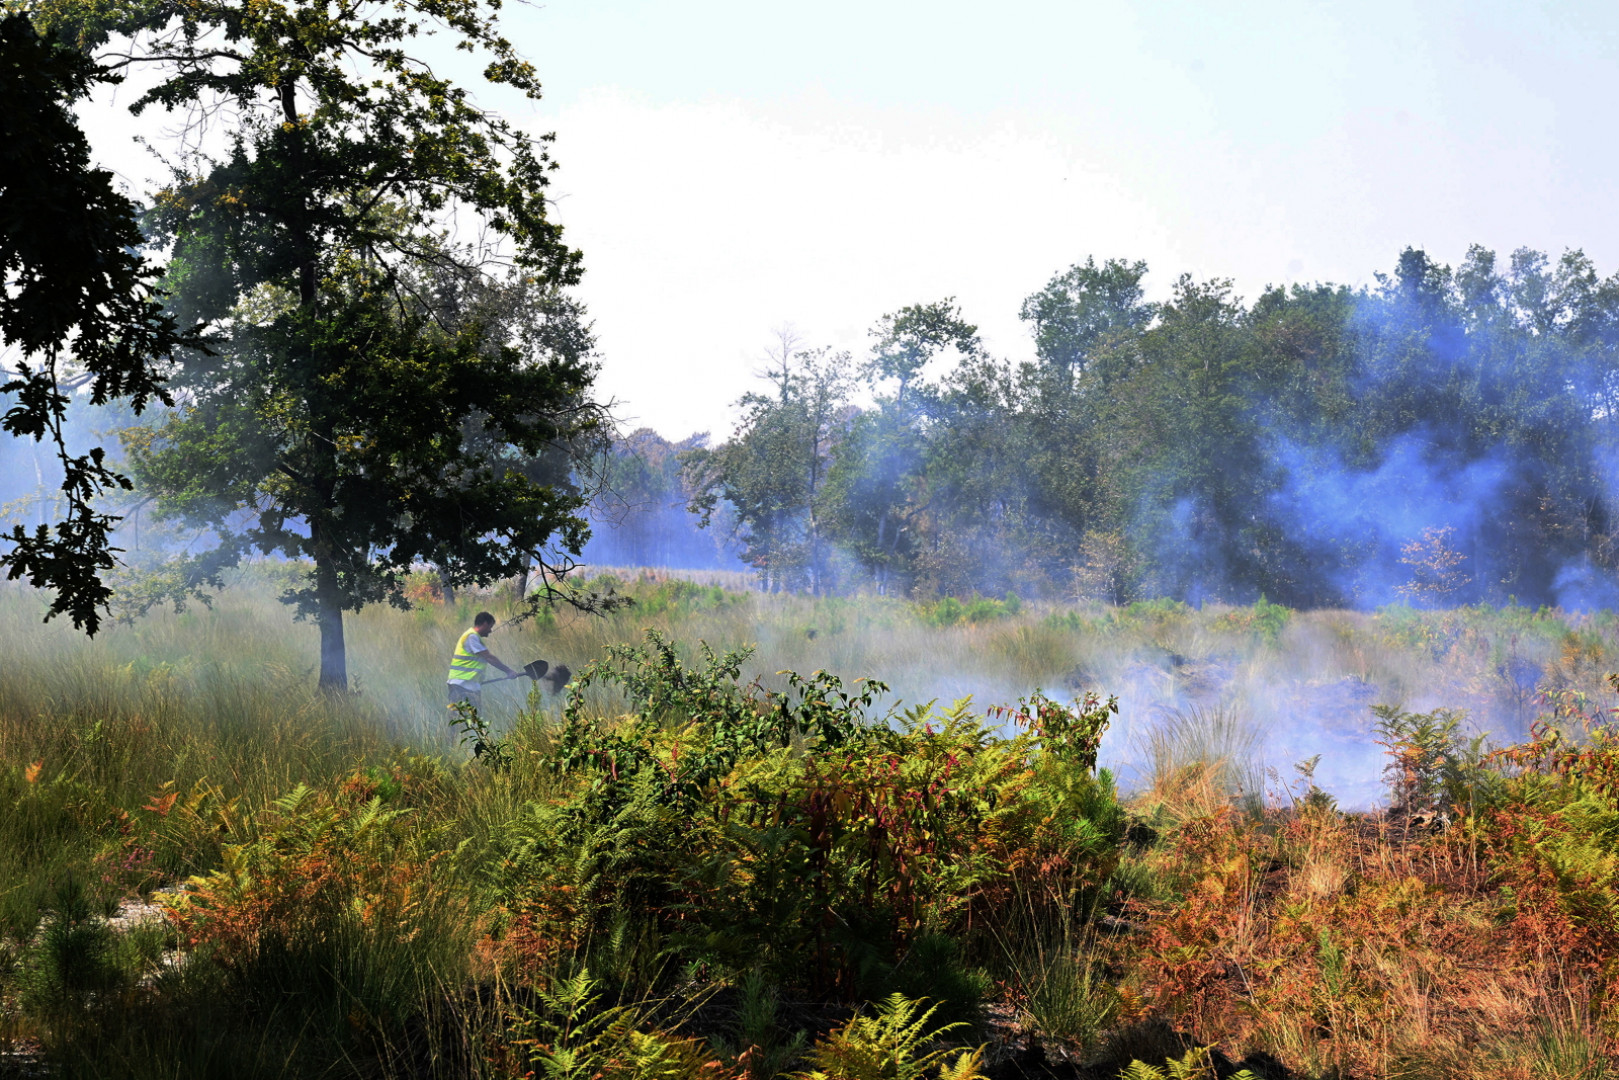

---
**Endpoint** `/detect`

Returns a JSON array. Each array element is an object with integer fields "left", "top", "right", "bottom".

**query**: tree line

[{"left": 669, "top": 249, "right": 1619, "bottom": 609}]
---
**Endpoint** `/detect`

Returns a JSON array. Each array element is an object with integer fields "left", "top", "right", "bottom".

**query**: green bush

[
  {"left": 17, "top": 876, "right": 124, "bottom": 1022},
  {"left": 1251, "top": 594, "right": 1290, "bottom": 644},
  {"left": 490, "top": 634, "right": 1127, "bottom": 1000},
  {"left": 883, "top": 933, "right": 992, "bottom": 1029},
  {"left": 1371, "top": 704, "right": 1500, "bottom": 819}
]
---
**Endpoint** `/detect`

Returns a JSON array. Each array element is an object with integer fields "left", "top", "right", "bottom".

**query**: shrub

[
  {"left": 1121, "top": 598, "right": 1190, "bottom": 621},
  {"left": 1371, "top": 704, "right": 1498, "bottom": 820},
  {"left": 995, "top": 689, "right": 1117, "bottom": 774},
  {"left": 577, "top": 573, "right": 742, "bottom": 619},
  {"left": 916, "top": 593, "right": 1021, "bottom": 628},
  {"left": 884, "top": 933, "right": 992, "bottom": 1029},
  {"left": 17, "top": 875, "right": 124, "bottom": 1023},
  {"left": 1212, "top": 595, "right": 1291, "bottom": 645},
  {"left": 713, "top": 968, "right": 808, "bottom": 1080}
]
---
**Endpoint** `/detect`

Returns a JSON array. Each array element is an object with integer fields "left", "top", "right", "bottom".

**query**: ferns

[
  {"left": 794, "top": 994, "right": 985, "bottom": 1080},
  {"left": 510, "top": 981, "right": 985, "bottom": 1080},
  {"left": 494, "top": 639, "right": 1127, "bottom": 995},
  {"left": 1116, "top": 1047, "right": 1258, "bottom": 1080},
  {"left": 509, "top": 968, "right": 726, "bottom": 1080},
  {"left": 510, "top": 969, "right": 631, "bottom": 1080}
]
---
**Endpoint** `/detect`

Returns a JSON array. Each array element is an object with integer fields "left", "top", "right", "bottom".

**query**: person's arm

[
  {"left": 483, "top": 651, "right": 517, "bottom": 678},
  {"left": 466, "top": 635, "right": 517, "bottom": 678}
]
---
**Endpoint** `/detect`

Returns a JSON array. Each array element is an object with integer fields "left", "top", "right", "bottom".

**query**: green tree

[
  {"left": 992, "top": 261, "right": 1161, "bottom": 596},
  {"left": 0, "top": 13, "right": 194, "bottom": 633},
  {"left": 822, "top": 300, "right": 981, "bottom": 594},
  {"left": 47, "top": 0, "right": 597, "bottom": 689},
  {"left": 686, "top": 333, "right": 850, "bottom": 592},
  {"left": 1081, "top": 275, "right": 1267, "bottom": 601},
  {"left": 590, "top": 428, "right": 723, "bottom": 569},
  {"left": 1018, "top": 256, "right": 1154, "bottom": 377}
]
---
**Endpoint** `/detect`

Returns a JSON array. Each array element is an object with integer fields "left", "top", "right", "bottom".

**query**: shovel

[{"left": 492, "top": 659, "right": 572, "bottom": 694}]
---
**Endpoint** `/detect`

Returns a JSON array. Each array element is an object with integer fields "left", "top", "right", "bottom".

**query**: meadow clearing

[{"left": 1, "top": 568, "right": 1617, "bottom": 1079}]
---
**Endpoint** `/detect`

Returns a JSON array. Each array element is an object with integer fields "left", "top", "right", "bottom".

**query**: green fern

[
  {"left": 1119, "top": 1063, "right": 1171, "bottom": 1080},
  {"left": 935, "top": 1047, "right": 989, "bottom": 1080},
  {"left": 619, "top": 1029, "right": 723, "bottom": 1080},
  {"left": 796, "top": 993, "right": 983, "bottom": 1080},
  {"left": 511, "top": 969, "right": 632, "bottom": 1080},
  {"left": 1116, "top": 1047, "right": 1260, "bottom": 1080}
]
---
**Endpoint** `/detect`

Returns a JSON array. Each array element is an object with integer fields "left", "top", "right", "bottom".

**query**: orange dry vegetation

[{"left": 1111, "top": 796, "right": 1615, "bottom": 1078}]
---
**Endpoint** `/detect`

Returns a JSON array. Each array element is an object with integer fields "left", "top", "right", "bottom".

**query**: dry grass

[{"left": 5, "top": 566, "right": 1616, "bottom": 817}]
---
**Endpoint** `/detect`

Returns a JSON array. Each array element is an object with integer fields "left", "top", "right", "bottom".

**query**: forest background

[{"left": 586, "top": 246, "right": 1619, "bottom": 614}]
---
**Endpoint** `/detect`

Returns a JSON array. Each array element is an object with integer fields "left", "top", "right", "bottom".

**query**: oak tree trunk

[{"left": 312, "top": 533, "right": 348, "bottom": 692}]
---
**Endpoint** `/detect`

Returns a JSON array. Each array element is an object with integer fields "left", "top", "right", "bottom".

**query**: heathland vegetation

[
  {"left": 9, "top": 1, "right": 1619, "bottom": 1076},
  {"left": 3, "top": 571, "right": 1619, "bottom": 1078}
]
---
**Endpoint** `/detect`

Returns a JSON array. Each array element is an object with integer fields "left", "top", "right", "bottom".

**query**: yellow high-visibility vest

[{"left": 447, "top": 628, "right": 488, "bottom": 683}]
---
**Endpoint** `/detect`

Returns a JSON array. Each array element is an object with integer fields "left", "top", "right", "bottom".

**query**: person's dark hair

[{"left": 474, "top": 611, "right": 496, "bottom": 629}]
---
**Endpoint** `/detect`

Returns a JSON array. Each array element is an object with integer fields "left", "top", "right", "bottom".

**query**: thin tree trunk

[
  {"left": 32, "top": 447, "right": 46, "bottom": 526},
  {"left": 807, "top": 435, "right": 822, "bottom": 596}
]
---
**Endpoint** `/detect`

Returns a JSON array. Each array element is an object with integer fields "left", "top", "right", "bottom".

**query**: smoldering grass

[{"left": 11, "top": 568, "right": 1618, "bottom": 820}]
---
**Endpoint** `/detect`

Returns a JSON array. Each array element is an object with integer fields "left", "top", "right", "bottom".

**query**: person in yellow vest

[{"left": 446, "top": 611, "right": 519, "bottom": 710}]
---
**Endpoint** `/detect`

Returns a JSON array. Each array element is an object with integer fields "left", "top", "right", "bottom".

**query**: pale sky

[{"left": 81, "top": 0, "right": 1619, "bottom": 438}]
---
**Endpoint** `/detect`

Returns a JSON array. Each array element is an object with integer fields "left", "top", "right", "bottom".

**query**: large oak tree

[{"left": 37, "top": 0, "right": 602, "bottom": 688}]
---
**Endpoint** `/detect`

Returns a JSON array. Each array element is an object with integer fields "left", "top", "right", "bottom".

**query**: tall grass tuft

[{"left": 1138, "top": 704, "right": 1264, "bottom": 821}]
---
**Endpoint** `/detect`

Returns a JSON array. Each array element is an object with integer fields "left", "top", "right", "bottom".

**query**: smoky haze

[
  {"left": 571, "top": 244, "right": 1619, "bottom": 805},
  {"left": 9, "top": 244, "right": 1619, "bottom": 809},
  {"left": 599, "top": 245, "right": 1619, "bottom": 613}
]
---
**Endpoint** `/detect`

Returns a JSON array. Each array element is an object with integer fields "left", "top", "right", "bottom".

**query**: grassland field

[{"left": 6, "top": 563, "right": 1586, "bottom": 802}]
